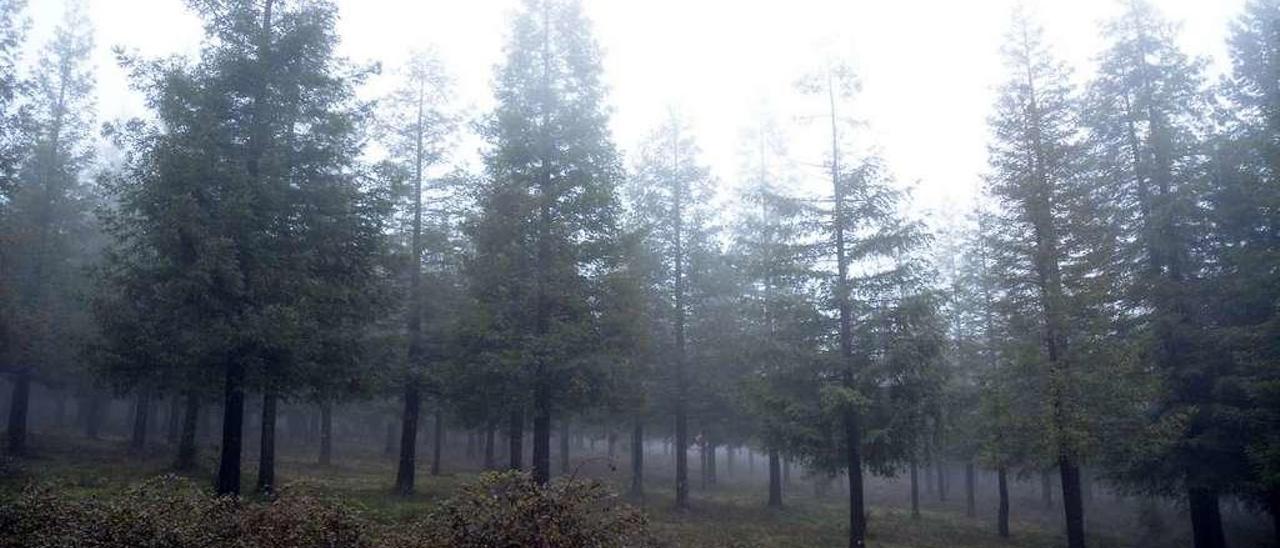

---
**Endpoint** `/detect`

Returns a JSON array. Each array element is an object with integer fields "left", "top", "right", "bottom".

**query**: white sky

[{"left": 25, "top": 0, "right": 1248, "bottom": 221}]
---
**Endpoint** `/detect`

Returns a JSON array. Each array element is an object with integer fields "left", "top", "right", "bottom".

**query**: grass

[{"left": 1, "top": 431, "right": 1270, "bottom": 547}]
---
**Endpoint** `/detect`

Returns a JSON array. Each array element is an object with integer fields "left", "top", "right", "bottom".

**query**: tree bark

[
  {"left": 998, "top": 466, "right": 1010, "bottom": 538},
  {"left": 215, "top": 358, "right": 246, "bottom": 496},
  {"left": 319, "top": 403, "right": 332, "bottom": 466},
  {"left": 1060, "top": 458, "right": 1085, "bottom": 548},
  {"left": 484, "top": 422, "right": 495, "bottom": 470},
  {"left": 175, "top": 391, "right": 199, "bottom": 471},
  {"left": 130, "top": 388, "right": 151, "bottom": 452},
  {"left": 395, "top": 382, "right": 420, "bottom": 495},
  {"left": 1188, "top": 487, "right": 1226, "bottom": 548},
  {"left": 6, "top": 369, "right": 30, "bottom": 454},
  {"left": 532, "top": 388, "right": 550, "bottom": 484},
  {"left": 707, "top": 442, "right": 717, "bottom": 486},
  {"left": 630, "top": 420, "right": 643, "bottom": 499},
  {"left": 937, "top": 460, "right": 947, "bottom": 502},
  {"left": 965, "top": 461, "right": 976, "bottom": 517},
  {"left": 166, "top": 395, "right": 181, "bottom": 445},
  {"left": 430, "top": 411, "right": 443, "bottom": 476},
  {"left": 508, "top": 408, "right": 523, "bottom": 470},
  {"left": 910, "top": 458, "right": 920, "bottom": 519},
  {"left": 1267, "top": 486, "right": 1280, "bottom": 548},
  {"left": 1042, "top": 469, "right": 1054, "bottom": 508},
  {"left": 384, "top": 418, "right": 396, "bottom": 457},
  {"left": 559, "top": 419, "right": 570, "bottom": 474},
  {"left": 255, "top": 389, "right": 277, "bottom": 494},
  {"left": 768, "top": 448, "right": 783, "bottom": 508}
]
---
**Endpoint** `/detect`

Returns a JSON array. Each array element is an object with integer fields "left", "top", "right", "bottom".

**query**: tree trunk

[
  {"left": 6, "top": 369, "right": 30, "bottom": 454},
  {"left": 559, "top": 419, "right": 570, "bottom": 474},
  {"left": 54, "top": 392, "right": 67, "bottom": 427},
  {"left": 937, "top": 460, "right": 947, "bottom": 502},
  {"left": 484, "top": 422, "right": 495, "bottom": 470},
  {"left": 846, "top": 414, "right": 867, "bottom": 548},
  {"left": 256, "top": 390, "right": 277, "bottom": 494},
  {"left": 86, "top": 393, "right": 102, "bottom": 439},
  {"left": 1041, "top": 469, "right": 1053, "bottom": 508},
  {"left": 630, "top": 420, "right": 643, "bottom": 499},
  {"left": 215, "top": 359, "right": 246, "bottom": 496},
  {"left": 430, "top": 411, "right": 442, "bottom": 476},
  {"left": 508, "top": 409, "right": 523, "bottom": 470},
  {"left": 783, "top": 455, "right": 791, "bottom": 490},
  {"left": 175, "top": 391, "right": 199, "bottom": 471},
  {"left": 768, "top": 448, "right": 783, "bottom": 508},
  {"left": 699, "top": 441, "right": 708, "bottom": 490},
  {"left": 998, "top": 466, "right": 1010, "bottom": 538},
  {"left": 395, "top": 382, "right": 420, "bottom": 495},
  {"left": 707, "top": 442, "right": 717, "bottom": 486},
  {"left": 166, "top": 395, "right": 181, "bottom": 445},
  {"left": 319, "top": 403, "right": 332, "bottom": 466},
  {"left": 465, "top": 430, "right": 476, "bottom": 460},
  {"left": 1059, "top": 457, "right": 1085, "bottom": 548},
  {"left": 384, "top": 418, "right": 396, "bottom": 457},
  {"left": 965, "top": 461, "right": 976, "bottom": 517},
  {"left": 910, "top": 458, "right": 920, "bottom": 519},
  {"left": 1266, "top": 486, "right": 1280, "bottom": 548},
  {"left": 130, "top": 388, "right": 151, "bottom": 452},
  {"left": 1188, "top": 487, "right": 1226, "bottom": 548}
]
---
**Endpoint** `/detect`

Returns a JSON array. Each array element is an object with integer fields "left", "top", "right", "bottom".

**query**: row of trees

[{"left": 1, "top": 1, "right": 1277, "bottom": 548}]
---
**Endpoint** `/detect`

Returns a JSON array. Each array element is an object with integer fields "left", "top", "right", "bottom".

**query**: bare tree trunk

[
  {"left": 910, "top": 458, "right": 920, "bottom": 519},
  {"left": 937, "top": 460, "right": 947, "bottom": 502},
  {"left": 255, "top": 390, "right": 277, "bottom": 494},
  {"left": 1188, "top": 487, "right": 1226, "bottom": 548},
  {"left": 966, "top": 461, "right": 976, "bottom": 517},
  {"left": 384, "top": 418, "right": 396, "bottom": 457},
  {"left": 559, "top": 419, "right": 570, "bottom": 474},
  {"left": 319, "top": 403, "right": 332, "bottom": 466},
  {"left": 130, "top": 388, "right": 151, "bottom": 452},
  {"left": 768, "top": 448, "right": 782, "bottom": 509},
  {"left": 395, "top": 383, "right": 420, "bottom": 495},
  {"left": 484, "top": 422, "right": 495, "bottom": 470},
  {"left": 998, "top": 466, "right": 1010, "bottom": 538},
  {"left": 175, "top": 391, "right": 199, "bottom": 471},
  {"left": 166, "top": 395, "right": 181, "bottom": 445},
  {"left": 1041, "top": 469, "right": 1053, "bottom": 509},
  {"left": 215, "top": 358, "right": 246, "bottom": 496},
  {"left": 6, "top": 369, "right": 31, "bottom": 454},
  {"left": 430, "top": 411, "right": 442, "bottom": 476},
  {"left": 508, "top": 409, "right": 523, "bottom": 470},
  {"left": 630, "top": 420, "right": 643, "bottom": 499}
]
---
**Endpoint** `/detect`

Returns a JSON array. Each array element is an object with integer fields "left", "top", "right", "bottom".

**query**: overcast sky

[{"left": 25, "top": 0, "right": 1249, "bottom": 220}]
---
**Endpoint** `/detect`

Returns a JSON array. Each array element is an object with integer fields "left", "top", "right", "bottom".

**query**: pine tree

[
  {"left": 102, "top": 0, "right": 382, "bottom": 496},
  {"left": 474, "top": 0, "right": 623, "bottom": 485},
  {"left": 1210, "top": 0, "right": 1280, "bottom": 541},
  {"left": 627, "top": 111, "right": 717, "bottom": 507},
  {"left": 731, "top": 113, "right": 822, "bottom": 509},
  {"left": 378, "top": 49, "right": 458, "bottom": 495},
  {"left": 0, "top": 0, "right": 27, "bottom": 197},
  {"left": 2, "top": 0, "right": 97, "bottom": 455},
  {"left": 1083, "top": 3, "right": 1246, "bottom": 546},
  {"left": 984, "top": 10, "right": 1101, "bottom": 547}
]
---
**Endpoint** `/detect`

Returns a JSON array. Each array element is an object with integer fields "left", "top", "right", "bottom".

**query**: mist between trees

[{"left": 1, "top": 1, "right": 1279, "bottom": 548}]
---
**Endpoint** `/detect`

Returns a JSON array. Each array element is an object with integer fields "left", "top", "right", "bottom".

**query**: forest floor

[{"left": 1, "top": 431, "right": 1273, "bottom": 547}]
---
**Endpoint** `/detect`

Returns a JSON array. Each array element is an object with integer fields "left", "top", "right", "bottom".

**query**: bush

[
  {"left": 0, "top": 472, "right": 661, "bottom": 548},
  {"left": 391, "top": 471, "right": 663, "bottom": 548},
  {"left": 0, "top": 475, "right": 371, "bottom": 548}
]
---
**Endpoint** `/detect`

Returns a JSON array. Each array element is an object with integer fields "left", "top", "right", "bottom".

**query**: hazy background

[{"left": 25, "top": 0, "right": 1248, "bottom": 218}]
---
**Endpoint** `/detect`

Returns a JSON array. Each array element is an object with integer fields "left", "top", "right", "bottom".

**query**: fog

[{"left": 1, "top": 1, "right": 1277, "bottom": 547}]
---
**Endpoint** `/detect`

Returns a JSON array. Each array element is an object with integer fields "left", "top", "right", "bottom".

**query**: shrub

[
  {"left": 388, "top": 471, "right": 663, "bottom": 548},
  {"left": 0, "top": 472, "right": 661, "bottom": 548}
]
